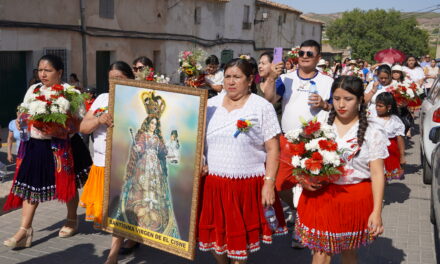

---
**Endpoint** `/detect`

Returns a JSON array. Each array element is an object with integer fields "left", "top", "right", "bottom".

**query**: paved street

[{"left": 0, "top": 123, "right": 438, "bottom": 264}]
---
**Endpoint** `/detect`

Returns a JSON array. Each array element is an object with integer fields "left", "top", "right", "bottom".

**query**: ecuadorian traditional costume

[
  {"left": 198, "top": 93, "right": 287, "bottom": 260},
  {"left": 3, "top": 83, "right": 87, "bottom": 211},
  {"left": 294, "top": 119, "right": 389, "bottom": 253}
]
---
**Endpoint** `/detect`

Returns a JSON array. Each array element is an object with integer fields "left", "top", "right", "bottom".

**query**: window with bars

[
  {"left": 43, "top": 48, "right": 68, "bottom": 82},
  {"left": 99, "top": 0, "right": 114, "bottom": 19},
  {"left": 195, "top": 7, "right": 201, "bottom": 24},
  {"left": 242, "top": 5, "right": 251, "bottom": 29}
]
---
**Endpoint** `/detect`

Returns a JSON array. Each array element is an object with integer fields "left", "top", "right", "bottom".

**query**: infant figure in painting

[{"left": 166, "top": 130, "right": 180, "bottom": 164}]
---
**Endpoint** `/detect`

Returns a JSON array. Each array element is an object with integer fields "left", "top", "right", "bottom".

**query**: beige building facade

[{"left": 0, "top": 0, "right": 323, "bottom": 125}]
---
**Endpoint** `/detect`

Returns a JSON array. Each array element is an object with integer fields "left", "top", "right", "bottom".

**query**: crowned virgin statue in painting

[{"left": 114, "top": 91, "right": 181, "bottom": 239}]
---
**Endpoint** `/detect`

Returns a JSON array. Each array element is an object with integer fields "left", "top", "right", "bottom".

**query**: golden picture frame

[{"left": 102, "top": 78, "right": 207, "bottom": 260}]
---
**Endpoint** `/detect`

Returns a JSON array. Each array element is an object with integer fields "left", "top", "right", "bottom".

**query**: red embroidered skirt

[
  {"left": 198, "top": 174, "right": 288, "bottom": 260},
  {"left": 385, "top": 137, "right": 404, "bottom": 181},
  {"left": 276, "top": 135, "right": 299, "bottom": 191},
  {"left": 295, "top": 180, "right": 375, "bottom": 254}
]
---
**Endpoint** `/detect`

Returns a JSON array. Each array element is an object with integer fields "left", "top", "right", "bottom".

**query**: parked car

[
  {"left": 420, "top": 76, "right": 440, "bottom": 184},
  {"left": 429, "top": 126, "right": 440, "bottom": 232}
]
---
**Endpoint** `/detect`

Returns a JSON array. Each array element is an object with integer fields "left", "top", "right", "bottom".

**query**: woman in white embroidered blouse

[
  {"left": 295, "top": 76, "right": 388, "bottom": 263},
  {"left": 198, "top": 58, "right": 287, "bottom": 263}
]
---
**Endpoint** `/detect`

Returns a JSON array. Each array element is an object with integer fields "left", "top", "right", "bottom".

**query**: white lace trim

[
  {"left": 208, "top": 171, "right": 265, "bottom": 179},
  {"left": 205, "top": 94, "right": 281, "bottom": 178}
]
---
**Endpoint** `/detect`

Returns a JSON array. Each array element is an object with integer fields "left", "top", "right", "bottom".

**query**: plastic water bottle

[
  {"left": 19, "top": 116, "right": 30, "bottom": 142},
  {"left": 308, "top": 81, "right": 318, "bottom": 106},
  {"left": 264, "top": 206, "right": 279, "bottom": 231},
  {"left": 373, "top": 76, "right": 382, "bottom": 90}
]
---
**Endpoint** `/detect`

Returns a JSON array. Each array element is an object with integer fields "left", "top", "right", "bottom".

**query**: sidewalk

[{"left": 0, "top": 127, "right": 437, "bottom": 263}]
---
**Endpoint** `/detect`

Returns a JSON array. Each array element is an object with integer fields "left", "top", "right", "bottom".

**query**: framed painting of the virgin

[{"left": 102, "top": 78, "right": 207, "bottom": 260}]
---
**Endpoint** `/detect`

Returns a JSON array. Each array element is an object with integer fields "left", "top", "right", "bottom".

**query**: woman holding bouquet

[
  {"left": 295, "top": 76, "right": 387, "bottom": 263},
  {"left": 198, "top": 58, "right": 287, "bottom": 263},
  {"left": 3, "top": 55, "right": 84, "bottom": 248}
]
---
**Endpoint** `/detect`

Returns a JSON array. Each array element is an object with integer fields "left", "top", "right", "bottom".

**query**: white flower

[
  {"left": 55, "top": 97, "right": 70, "bottom": 113},
  {"left": 300, "top": 159, "right": 306, "bottom": 169},
  {"left": 50, "top": 104, "right": 60, "bottom": 113},
  {"left": 29, "top": 101, "right": 47, "bottom": 115},
  {"left": 406, "top": 88, "right": 415, "bottom": 98},
  {"left": 285, "top": 129, "right": 302, "bottom": 142},
  {"left": 291, "top": 155, "right": 301, "bottom": 167},
  {"left": 310, "top": 169, "right": 321, "bottom": 175},
  {"left": 320, "top": 150, "right": 341, "bottom": 166},
  {"left": 321, "top": 124, "right": 336, "bottom": 139},
  {"left": 305, "top": 137, "right": 326, "bottom": 151},
  {"left": 196, "top": 63, "right": 202, "bottom": 70}
]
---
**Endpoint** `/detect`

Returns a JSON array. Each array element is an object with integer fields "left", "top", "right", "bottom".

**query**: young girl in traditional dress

[
  {"left": 295, "top": 76, "right": 387, "bottom": 263},
  {"left": 375, "top": 92, "right": 405, "bottom": 181}
]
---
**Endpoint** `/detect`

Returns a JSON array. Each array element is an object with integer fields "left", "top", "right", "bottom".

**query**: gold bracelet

[{"left": 264, "top": 176, "right": 275, "bottom": 181}]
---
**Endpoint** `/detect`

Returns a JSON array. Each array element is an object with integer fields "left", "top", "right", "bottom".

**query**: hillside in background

[{"left": 306, "top": 12, "right": 440, "bottom": 42}]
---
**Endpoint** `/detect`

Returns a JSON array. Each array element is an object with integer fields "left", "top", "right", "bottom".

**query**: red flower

[
  {"left": 304, "top": 152, "right": 324, "bottom": 171},
  {"left": 304, "top": 121, "right": 321, "bottom": 135},
  {"left": 52, "top": 84, "right": 64, "bottom": 91},
  {"left": 33, "top": 87, "right": 40, "bottom": 93},
  {"left": 50, "top": 95, "right": 61, "bottom": 100},
  {"left": 290, "top": 141, "right": 306, "bottom": 156},
  {"left": 318, "top": 139, "right": 338, "bottom": 151},
  {"left": 35, "top": 95, "right": 46, "bottom": 101},
  {"left": 237, "top": 120, "right": 248, "bottom": 129},
  {"left": 311, "top": 152, "right": 323, "bottom": 161}
]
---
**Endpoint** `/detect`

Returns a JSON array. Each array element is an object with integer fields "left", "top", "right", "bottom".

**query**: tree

[{"left": 326, "top": 9, "right": 430, "bottom": 61}]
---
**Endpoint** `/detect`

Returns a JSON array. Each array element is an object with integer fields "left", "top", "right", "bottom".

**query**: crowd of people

[{"left": 1, "top": 39, "right": 438, "bottom": 264}]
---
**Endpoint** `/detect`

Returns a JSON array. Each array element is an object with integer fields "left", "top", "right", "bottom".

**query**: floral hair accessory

[
  {"left": 94, "top": 107, "right": 108, "bottom": 117},
  {"left": 234, "top": 118, "right": 253, "bottom": 137},
  {"left": 239, "top": 54, "right": 251, "bottom": 60}
]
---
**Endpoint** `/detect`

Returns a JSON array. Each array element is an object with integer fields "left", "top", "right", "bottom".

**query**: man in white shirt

[{"left": 261, "top": 40, "right": 333, "bottom": 247}]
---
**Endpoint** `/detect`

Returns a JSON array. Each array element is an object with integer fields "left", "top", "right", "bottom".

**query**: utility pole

[{"left": 80, "top": 0, "right": 88, "bottom": 88}]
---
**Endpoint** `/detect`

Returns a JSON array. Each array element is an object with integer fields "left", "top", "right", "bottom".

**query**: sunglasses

[
  {"left": 133, "top": 66, "right": 146, "bottom": 72},
  {"left": 298, "top": 50, "right": 315, "bottom": 58}
]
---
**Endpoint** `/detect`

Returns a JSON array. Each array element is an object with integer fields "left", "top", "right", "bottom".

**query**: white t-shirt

[
  {"left": 402, "top": 66, "right": 425, "bottom": 83},
  {"left": 425, "top": 66, "right": 439, "bottom": 88},
  {"left": 205, "top": 70, "right": 224, "bottom": 86},
  {"left": 89, "top": 93, "right": 109, "bottom": 167},
  {"left": 334, "top": 118, "right": 389, "bottom": 185},
  {"left": 205, "top": 93, "right": 281, "bottom": 178},
  {"left": 277, "top": 70, "right": 333, "bottom": 132}
]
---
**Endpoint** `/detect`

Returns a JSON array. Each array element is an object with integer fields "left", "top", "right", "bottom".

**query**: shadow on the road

[
  {"left": 39, "top": 213, "right": 108, "bottom": 235},
  {"left": 433, "top": 222, "right": 440, "bottom": 264},
  {"left": 403, "top": 163, "right": 422, "bottom": 175},
  {"left": 16, "top": 243, "right": 106, "bottom": 264},
  {"left": 384, "top": 182, "right": 411, "bottom": 206},
  {"left": 356, "top": 237, "right": 406, "bottom": 264}
]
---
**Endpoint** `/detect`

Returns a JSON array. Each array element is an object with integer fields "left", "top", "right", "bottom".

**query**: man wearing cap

[{"left": 261, "top": 39, "right": 333, "bottom": 247}]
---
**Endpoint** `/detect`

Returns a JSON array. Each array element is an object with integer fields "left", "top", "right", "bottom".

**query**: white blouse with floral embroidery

[
  {"left": 333, "top": 118, "right": 389, "bottom": 185},
  {"left": 205, "top": 93, "right": 281, "bottom": 179}
]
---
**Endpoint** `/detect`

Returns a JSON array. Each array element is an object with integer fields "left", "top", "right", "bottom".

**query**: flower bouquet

[
  {"left": 178, "top": 48, "right": 206, "bottom": 88},
  {"left": 19, "top": 84, "right": 87, "bottom": 138},
  {"left": 286, "top": 47, "right": 300, "bottom": 64},
  {"left": 137, "top": 66, "right": 170, "bottom": 84},
  {"left": 389, "top": 80, "right": 423, "bottom": 108},
  {"left": 282, "top": 117, "right": 345, "bottom": 185},
  {"left": 346, "top": 67, "right": 364, "bottom": 79}
]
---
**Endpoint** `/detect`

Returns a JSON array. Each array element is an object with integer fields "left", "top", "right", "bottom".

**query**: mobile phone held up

[{"left": 273, "top": 47, "right": 283, "bottom": 64}]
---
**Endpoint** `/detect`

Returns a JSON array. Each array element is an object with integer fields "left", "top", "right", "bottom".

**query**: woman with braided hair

[{"left": 295, "top": 76, "right": 388, "bottom": 263}]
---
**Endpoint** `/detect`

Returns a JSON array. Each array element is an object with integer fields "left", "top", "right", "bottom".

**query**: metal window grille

[
  {"left": 99, "top": 0, "right": 114, "bottom": 19},
  {"left": 243, "top": 5, "right": 250, "bottom": 23},
  {"left": 43, "top": 48, "right": 68, "bottom": 82},
  {"left": 195, "top": 7, "right": 201, "bottom": 24}
]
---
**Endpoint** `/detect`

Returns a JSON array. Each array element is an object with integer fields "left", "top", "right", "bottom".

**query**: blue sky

[{"left": 273, "top": 0, "right": 440, "bottom": 14}]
